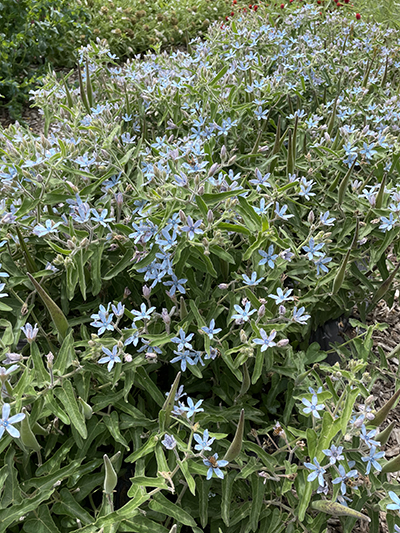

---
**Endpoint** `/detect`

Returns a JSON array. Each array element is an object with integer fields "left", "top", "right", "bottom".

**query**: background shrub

[{"left": 0, "top": 0, "right": 92, "bottom": 119}]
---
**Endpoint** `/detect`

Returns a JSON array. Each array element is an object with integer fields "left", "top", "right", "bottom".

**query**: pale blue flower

[
  {"left": 304, "top": 458, "right": 326, "bottom": 486},
  {"left": 231, "top": 302, "right": 256, "bottom": 322},
  {"left": 98, "top": 345, "right": 121, "bottom": 372},
  {"left": 203, "top": 453, "right": 229, "bottom": 480},
  {"left": 302, "top": 395, "right": 324, "bottom": 419},
  {"left": 0, "top": 403, "right": 25, "bottom": 439},
  {"left": 201, "top": 319, "right": 222, "bottom": 340},
  {"left": 194, "top": 429, "right": 215, "bottom": 451}
]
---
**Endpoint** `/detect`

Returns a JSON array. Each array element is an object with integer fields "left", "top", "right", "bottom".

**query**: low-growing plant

[{"left": 2, "top": 4, "right": 400, "bottom": 532}]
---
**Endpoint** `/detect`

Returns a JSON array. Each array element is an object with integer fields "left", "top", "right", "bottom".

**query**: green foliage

[
  {"left": 83, "top": 0, "right": 231, "bottom": 58},
  {"left": 1, "top": 3, "right": 400, "bottom": 532},
  {"left": 0, "top": 0, "right": 92, "bottom": 119}
]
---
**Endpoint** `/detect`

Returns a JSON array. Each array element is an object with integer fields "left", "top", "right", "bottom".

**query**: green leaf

[
  {"left": 178, "top": 457, "right": 196, "bottom": 496},
  {"left": 126, "top": 434, "right": 158, "bottom": 463},
  {"left": 23, "top": 461, "right": 81, "bottom": 491},
  {"left": 27, "top": 273, "right": 70, "bottom": 341},
  {"left": 128, "top": 476, "right": 168, "bottom": 489},
  {"left": 210, "top": 65, "right": 229, "bottom": 86},
  {"left": 1, "top": 448, "right": 22, "bottom": 508},
  {"left": 52, "top": 488, "right": 93, "bottom": 525},
  {"left": 197, "top": 477, "right": 208, "bottom": 528},
  {"left": 103, "top": 250, "right": 132, "bottom": 280},
  {"left": 0, "top": 489, "right": 55, "bottom": 531},
  {"left": 23, "top": 504, "right": 61, "bottom": 533},
  {"left": 135, "top": 366, "right": 165, "bottom": 406},
  {"left": 30, "top": 341, "right": 50, "bottom": 385},
  {"left": 104, "top": 411, "right": 129, "bottom": 449},
  {"left": 250, "top": 474, "right": 264, "bottom": 532},
  {"left": 53, "top": 330, "right": 74, "bottom": 375},
  {"left": 54, "top": 381, "right": 87, "bottom": 439},
  {"left": 221, "top": 471, "right": 236, "bottom": 526},
  {"left": 149, "top": 492, "right": 197, "bottom": 528},
  {"left": 217, "top": 221, "right": 251, "bottom": 236}
]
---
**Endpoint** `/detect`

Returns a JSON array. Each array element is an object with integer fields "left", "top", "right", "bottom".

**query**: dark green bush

[{"left": 0, "top": 0, "right": 92, "bottom": 119}]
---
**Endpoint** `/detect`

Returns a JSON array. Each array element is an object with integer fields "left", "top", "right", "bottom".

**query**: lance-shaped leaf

[
  {"left": 161, "top": 372, "right": 181, "bottom": 428},
  {"left": 376, "top": 420, "right": 395, "bottom": 445},
  {"left": 27, "top": 273, "right": 70, "bottom": 341},
  {"left": 338, "top": 158, "right": 357, "bottom": 205},
  {"left": 311, "top": 500, "right": 370, "bottom": 522},
  {"left": 332, "top": 219, "right": 359, "bottom": 294},
  {"left": 369, "top": 387, "right": 400, "bottom": 427},
  {"left": 77, "top": 64, "right": 90, "bottom": 114},
  {"left": 223, "top": 409, "right": 245, "bottom": 462},
  {"left": 16, "top": 226, "right": 38, "bottom": 273},
  {"left": 369, "top": 263, "right": 400, "bottom": 311},
  {"left": 375, "top": 174, "right": 386, "bottom": 209},
  {"left": 103, "top": 454, "right": 118, "bottom": 495}
]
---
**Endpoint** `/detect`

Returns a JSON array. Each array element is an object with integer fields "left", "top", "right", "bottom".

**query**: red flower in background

[{"left": 356, "top": 12, "right": 361, "bottom": 18}]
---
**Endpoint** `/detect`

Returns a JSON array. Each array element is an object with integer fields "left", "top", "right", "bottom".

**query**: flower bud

[
  {"left": 179, "top": 209, "right": 186, "bottom": 223},
  {"left": 227, "top": 155, "right": 237, "bottom": 166},
  {"left": 308, "top": 211, "right": 315, "bottom": 224},
  {"left": 220, "top": 145, "right": 227, "bottom": 162},
  {"left": 223, "top": 409, "right": 244, "bottom": 462},
  {"left": 258, "top": 304, "right": 265, "bottom": 318},
  {"left": 142, "top": 285, "right": 151, "bottom": 298},
  {"left": 208, "top": 163, "right": 220, "bottom": 177},
  {"left": 277, "top": 339, "right": 289, "bottom": 347},
  {"left": 278, "top": 305, "right": 286, "bottom": 315},
  {"left": 218, "top": 283, "right": 229, "bottom": 289},
  {"left": 123, "top": 287, "right": 131, "bottom": 299},
  {"left": 115, "top": 192, "right": 123, "bottom": 206},
  {"left": 207, "top": 209, "right": 214, "bottom": 224},
  {"left": 198, "top": 185, "right": 204, "bottom": 196},
  {"left": 240, "top": 330, "right": 247, "bottom": 343},
  {"left": 46, "top": 352, "right": 54, "bottom": 369}
]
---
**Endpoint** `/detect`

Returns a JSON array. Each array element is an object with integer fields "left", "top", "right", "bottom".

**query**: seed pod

[
  {"left": 20, "top": 408, "right": 41, "bottom": 452},
  {"left": 103, "top": 454, "right": 118, "bottom": 495},
  {"left": 162, "top": 372, "right": 181, "bottom": 428},
  {"left": 179, "top": 297, "right": 188, "bottom": 320},
  {"left": 223, "top": 409, "right": 245, "bottom": 462},
  {"left": 369, "top": 262, "right": 400, "bottom": 311},
  {"left": 78, "top": 397, "right": 93, "bottom": 420},
  {"left": 381, "top": 452, "right": 400, "bottom": 473},
  {"left": 332, "top": 218, "right": 359, "bottom": 294},
  {"left": 239, "top": 363, "right": 250, "bottom": 397},
  {"left": 376, "top": 420, "right": 395, "bottom": 446},
  {"left": 311, "top": 500, "right": 370, "bottom": 522},
  {"left": 286, "top": 130, "right": 294, "bottom": 176},
  {"left": 338, "top": 158, "right": 357, "bottom": 205},
  {"left": 85, "top": 60, "right": 93, "bottom": 109},
  {"left": 369, "top": 387, "right": 400, "bottom": 427},
  {"left": 375, "top": 174, "right": 386, "bottom": 209}
]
